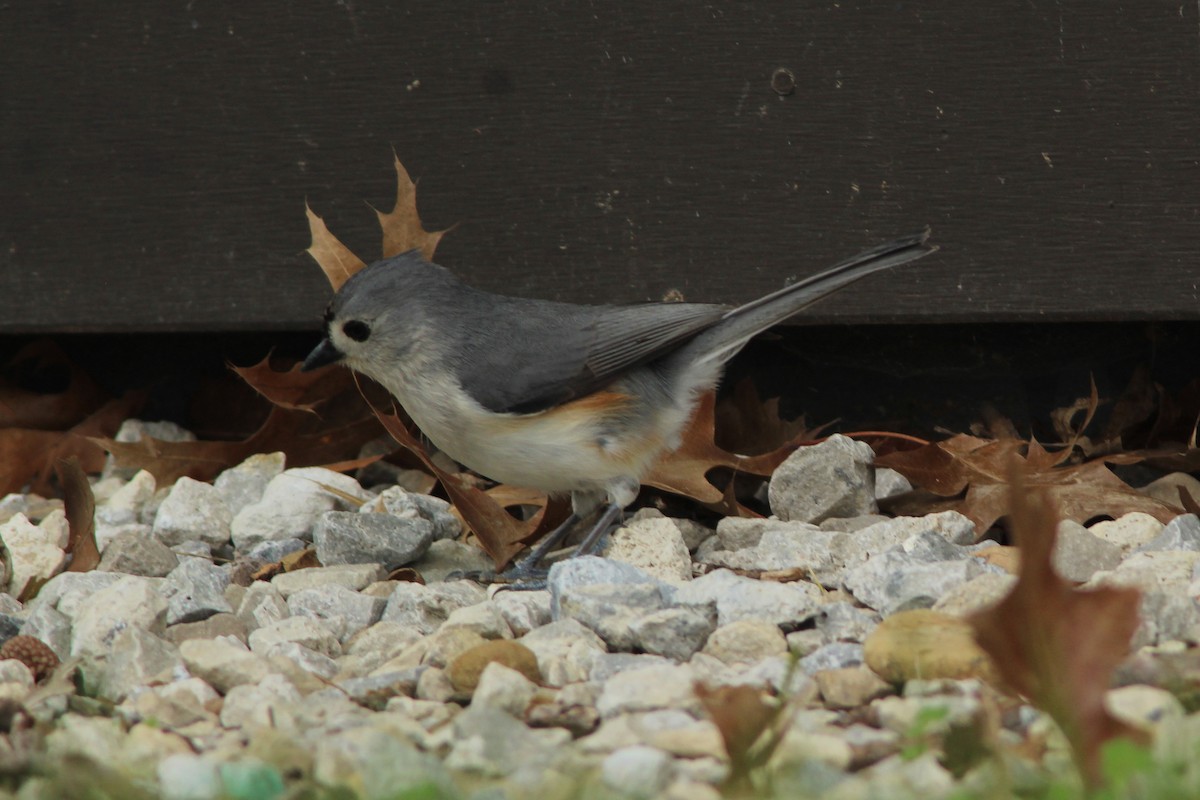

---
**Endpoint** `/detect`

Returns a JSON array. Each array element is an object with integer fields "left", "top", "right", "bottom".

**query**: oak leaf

[
  {"left": 374, "top": 153, "right": 451, "bottom": 261},
  {"left": 875, "top": 433, "right": 1180, "bottom": 537},
  {"left": 969, "top": 466, "right": 1147, "bottom": 789}
]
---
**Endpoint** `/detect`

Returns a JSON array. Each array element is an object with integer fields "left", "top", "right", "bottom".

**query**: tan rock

[
  {"left": 932, "top": 572, "right": 1017, "bottom": 617},
  {"left": 815, "top": 665, "right": 893, "bottom": 709},
  {"left": 973, "top": 545, "right": 1019, "bottom": 574},
  {"left": 446, "top": 640, "right": 541, "bottom": 694},
  {"left": 701, "top": 619, "right": 787, "bottom": 665},
  {"left": 863, "top": 609, "right": 998, "bottom": 685}
]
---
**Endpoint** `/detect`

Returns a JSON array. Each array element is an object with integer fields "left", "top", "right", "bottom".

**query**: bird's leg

[
  {"left": 568, "top": 502, "right": 624, "bottom": 558},
  {"left": 500, "top": 512, "right": 581, "bottom": 579}
]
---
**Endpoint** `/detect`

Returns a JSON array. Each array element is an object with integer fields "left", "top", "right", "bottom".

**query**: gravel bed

[{"left": 0, "top": 427, "right": 1196, "bottom": 799}]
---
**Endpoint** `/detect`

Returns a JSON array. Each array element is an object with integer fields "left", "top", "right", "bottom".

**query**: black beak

[{"left": 302, "top": 337, "right": 344, "bottom": 371}]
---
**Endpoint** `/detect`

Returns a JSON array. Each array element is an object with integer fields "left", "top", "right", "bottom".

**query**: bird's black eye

[{"left": 342, "top": 320, "right": 370, "bottom": 342}]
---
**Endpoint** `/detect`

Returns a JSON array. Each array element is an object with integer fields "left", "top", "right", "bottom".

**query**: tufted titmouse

[{"left": 303, "top": 230, "right": 935, "bottom": 574}]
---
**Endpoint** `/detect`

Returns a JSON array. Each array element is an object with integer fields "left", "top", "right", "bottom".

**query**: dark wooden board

[{"left": 2, "top": 1, "right": 1197, "bottom": 332}]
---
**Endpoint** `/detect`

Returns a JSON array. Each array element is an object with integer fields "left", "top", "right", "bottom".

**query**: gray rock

[
  {"left": 444, "top": 706, "right": 572, "bottom": 776},
  {"left": 816, "top": 602, "right": 880, "bottom": 643},
  {"left": 248, "top": 616, "right": 341, "bottom": 658},
  {"left": 672, "top": 569, "right": 821, "bottom": 628},
  {"left": 93, "top": 627, "right": 183, "bottom": 702},
  {"left": 340, "top": 668, "right": 424, "bottom": 710},
  {"left": 409, "top": 539, "right": 493, "bottom": 584},
  {"left": 712, "top": 516, "right": 773, "bottom": 550},
  {"left": 588, "top": 652, "right": 674, "bottom": 683},
  {"left": 94, "top": 470, "right": 157, "bottom": 547},
  {"left": 164, "top": 613, "right": 248, "bottom": 646},
  {"left": 768, "top": 434, "right": 876, "bottom": 523},
  {"left": 601, "top": 745, "right": 674, "bottom": 798},
  {"left": 312, "top": 726, "right": 451, "bottom": 797},
  {"left": 213, "top": 452, "right": 286, "bottom": 516},
  {"left": 492, "top": 590, "right": 552, "bottom": 637},
  {"left": 103, "top": 419, "right": 195, "bottom": 481},
  {"left": 1053, "top": 521, "right": 1124, "bottom": 581},
  {"left": 699, "top": 522, "right": 837, "bottom": 575},
  {"left": 152, "top": 478, "right": 232, "bottom": 548},
  {"left": 245, "top": 537, "right": 307, "bottom": 563},
  {"left": 313, "top": 510, "right": 433, "bottom": 567},
  {"left": 842, "top": 549, "right": 995, "bottom": 616},
  {"left": 230, "top": 467, "right": 367, "bottom": 550},
  {"left": 179, "top": 636, "right": 271, "bottom": 693},
  {"left": 157, "top": 754, "right": 221, "bottom": 800},
  {"left": 819, "top": 514, "right": 891, "bottom": 532},
  {"left": 260, "top": 640, "right": 339, "bottom": 679},
  {"left": 472, "top": 662, "right": 538, "bottom": 716},
  {"left": 70, "top": 575, "right": 169, "bottom": 657},
  {"left": 595, "top": 663, "right": 701, "bottom": 717},
  {"left": 0, "top": 513, "right": 67, "bottom": 598},
  {"left": 601, "top": 517, "right": 693, "bottom": 584},
  {"left": 344, "top": 620, "right": 424, "bottom": 658},
  {"left": 19, "top": 604, "right": 71, "bottom": 659},
  {"left": 548, "top": 556, "right": 671, "bottom": 600},
  {"left": 97, "top": 530, "right": 180, "bottom": 577},
  {"left": 557, "top": 582, "right": 671, "bottom": 651},
  {"left": 1137, "top": 514, "right": 1200, "bottom": 553},
  {"left": 29, "top": 572, "right": 124, "bottom": 617},
  {"left": 442, "top": 602, "right": 513, "bottom": 640},
  {"left": 630, "top": 607, "right": 716, "bottom": 661},
  {"left": 874, "top": 467, "right": 913, "bottom": 500},
  {"left": 235, "top": 581, "right": 290, "bottom": 633},
  {"left": 799, "top": 642, "right": 865, "bottom": 674},
  {"left": 381, "top": 581, "right": 487, "bottom": 635},
  {"left": 519, "top": 618, "right": 607, "bottom": 686},
  {"left": 220, "top": 673, "right": 303, "bottom": 729},
  {"left": 270, "top": 563, "right": 386, "bottom": 597},
  {"left": 1090, "top": 513, "right": 1165, "bottom": 553},
  {"left": 287, "top": 585, "right": 385, "bottom": 642},
  {"left": 1136, "top": 592, "right": 1200, "bottom": 647},
  {"left": 702, "top": 619, "right": 788, "bottom": 665},
  {"left": 0, "top": 613, "right": 21, "bottom": 645},
  {"left": 369, "top": 486, "right": 462, "bottom": 541},
  {"left": 163, "top": 558, "right": 232, "bottom": 625}
]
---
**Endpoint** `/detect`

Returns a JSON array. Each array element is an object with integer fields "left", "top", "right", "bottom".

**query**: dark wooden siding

[{"left": 1, "top": 2, "right": 1197, "bottom": 332}]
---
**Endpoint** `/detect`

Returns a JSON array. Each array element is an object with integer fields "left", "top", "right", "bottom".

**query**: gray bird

[{"left": 304, "top": 230, "right": 935, "bottom": 575}]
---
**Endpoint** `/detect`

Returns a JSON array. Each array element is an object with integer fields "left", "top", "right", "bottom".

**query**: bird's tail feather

[{"left": 673, "top": 229, "right": 936, "bottom": 370}]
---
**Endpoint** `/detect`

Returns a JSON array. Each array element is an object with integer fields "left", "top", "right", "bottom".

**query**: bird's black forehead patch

[{"left": 322, "top": 301, "right": 335, "bottom": 325}]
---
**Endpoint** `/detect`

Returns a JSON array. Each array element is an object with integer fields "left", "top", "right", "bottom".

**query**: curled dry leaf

[
  {"left": 375, "top": 153, "right": 451, "bottom": 262},
  {"left": 370, "top": 405, "right": 547, "bottom": 568},
  {"left": 94, "top": 405, "right": 383, "bottom": 487},
  {"left": 231, "top": 356, "right": 357, "bottom": 413},
  {"left": 645, "top": 391, "right": 816, "bottom": 516},
  {"left": 305, "top": 204, "right": 366, "bottom": 291},
  {"left": 875, "top": 433, "right": 1181, "bottom": 538},
  {"left": 969, "top": 464, "right": 1147, "bottom": 790},
  {"left": 56, "top": 458, "right": 100, "bottom": 575}
]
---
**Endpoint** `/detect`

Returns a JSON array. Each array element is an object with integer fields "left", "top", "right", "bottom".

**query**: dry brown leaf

[
  {"left": 0, "top": 393, "right": 143, "bottom": 497},
  {"left": 969, "top": 465, "right": 1147, "bottom": 789},
  {"left": 371, "top": 406, "right": 539, "bottom": 568},
  {"left": 95, "top": 405, "right": 383, "bottom": 487},
  {"left": 0, "top": 341, "right": 107, "bottom": 431},
  {"left": 231, "top": 356, "right": 356, "bottom": 412},
  {"left": 714, "top": 378, "right": 829, "bottom": 456},
  {"left": 375, "top": 153, "right": 451, "bottom": 261},
  {"left": 645, "top": 391, "right": 810, "bottom": 515},
  {"left": 695, "top": 682, "right": 787, "bottom": 794},
  {"left": 56, "top": 458, "right": 100, "bottom": 574},
  {"left": 875, "top": 433, "right": 1181, "bottom": 536},
  {"left": 305, "top": 204, "right": 367, "bottom": 291}
]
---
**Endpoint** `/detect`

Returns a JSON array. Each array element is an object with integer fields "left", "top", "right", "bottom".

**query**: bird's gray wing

[{"left": 457, "top": 299, "right": 729, "bottom": 415}]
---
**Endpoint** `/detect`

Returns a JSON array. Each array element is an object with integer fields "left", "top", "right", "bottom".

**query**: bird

[{"left": 303, "top": 230, "right": 935, "bottom": 576}]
